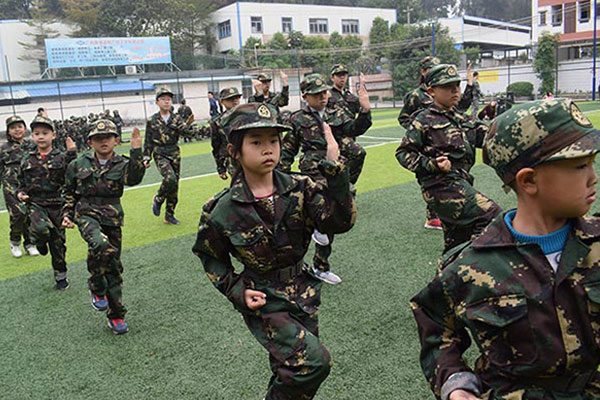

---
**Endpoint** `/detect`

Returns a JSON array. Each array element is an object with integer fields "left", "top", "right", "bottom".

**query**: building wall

[
  {"left": 0, "top": 20, "right": 75, "bottom": 83},
  {"left": 212, "top": 2, "right": 396, "bottom": 52},
  {"left": 533, "top": 0, "right": 599, "bottom": 42},
  {"left": 439, "top": 17, "right": 531, "bottom": 48}
]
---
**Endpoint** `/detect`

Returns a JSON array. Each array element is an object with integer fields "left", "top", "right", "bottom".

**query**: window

[
  {"left": 251, "top": 16, "right": 263, "bottom": 33},
  {"left": 282, "top": 17, "right": 293, "bottom": 33},
  {"left": 580, "top": 0, "right": 590, "bottom": 22},
  {"left": 552, "top": 5, "right": 563, "bottom": 26},
  {"left": 539, "top": 10, "right": 547, "bottom": 25},
  {"left": 309, "top": 18, "right": 328, "bottom": 34},
  {"left": 342, "top": 19, "right": 359, "bottom": 34},
  {"left": 218, "top": 20, "right": 231, "bottom": 39}
]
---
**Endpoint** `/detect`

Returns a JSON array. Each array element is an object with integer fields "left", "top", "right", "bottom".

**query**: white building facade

[
  {"left": 0, "top": 19, "right": 75, "bottom": 83},
  {"left": 211, "top": 2, "right": 397, "bottom": 53}
]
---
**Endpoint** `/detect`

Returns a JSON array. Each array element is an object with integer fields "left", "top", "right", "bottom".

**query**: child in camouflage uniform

[
  {"left": 412, "top": 99, "right": 600, "bottom": 400},
  {"left": 192, "top": 103, "right": 356, "bottom": 400},
  {"left": 62, "top": 119, "right": 145, "bottom": 334},
  {"left": 144, "top": 87, "right": 188, "bottom": 225},
  {"left": 17, "top": 116, "right": 77, "bottom": 290},
  {"left": 248, "top": 71, "right": 289, "bottom": 109},
  {"left": 0, "top": 115, "right": 38, "bottom": 258},
  {"left": 395, "top": 64, "right": 501, "bottom": 254},
  {"left": 280, "top": 73, "right": 370, "bottom": 285},
  {"left": 210, "top": 87, "right": 242, "bottom": 180}
]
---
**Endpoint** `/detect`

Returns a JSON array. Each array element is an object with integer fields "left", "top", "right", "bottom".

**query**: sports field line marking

[
  {"left": 0, "top": 141, "right": 401, "bottom": 215},
  {"left": 361, "top": 135, "right": 401, "bottom": 140}
]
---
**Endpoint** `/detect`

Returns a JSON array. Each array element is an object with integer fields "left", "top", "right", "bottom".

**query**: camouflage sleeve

[
  {"left": 457, "top": 84, "right": 473, "bottom": 112},
  {"left": 62, "top": 160, "right": 77, "bottom": 220},
  {"left": 192, "top": 208, "right": 250, "bottom": 313},
  {"left": 305, "top": 160, "right": 356, "bottom": 235},
  {"left": 472, "top": 119, "right": 489, "bottom": 148},
  {"left": 280, "top": 122, "right": 300, "bottom": 173},
  {"left": 411, "top": 276, "right": 475, "bottom": 400},
  {"left": 341, "top": 110, "right": 372, "bottom": 138},
  {"left": 16, "top": 157, "right": 28, "bottom": 196},
  {"left": 346, "top": 92, "right": 361, "bottom": 115},
  {"left": 248, "top": 93, "right": 263, "bottom": 103},
  {"left": 398, "top": 92, "right": 417, "bottom": 129},
  {"left": 395, "top": 120, "right": 439, "bottom": 175},
  {"left": 210, "top": 121, "right": 227, "bottom": 175},
  {"left": 143, "top": 119, "right": 154, "bottom": 159},
  {"left": 124, "top": 148, "right": 145, "bottom": 186},
  {"left": 66, "top": 150, "right": 77, "bottom": 164},
  {"left": 276, "top": 85, "right": 290, "bottom": 107}
]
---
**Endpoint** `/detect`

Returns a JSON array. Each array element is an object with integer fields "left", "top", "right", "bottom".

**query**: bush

[{"left": 507, "top": 81, "right": 533, "bottom": 97}]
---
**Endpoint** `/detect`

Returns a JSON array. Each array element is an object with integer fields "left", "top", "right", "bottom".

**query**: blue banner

[{"left": 45, "top": 37, "right": 172, "bottom": 68}]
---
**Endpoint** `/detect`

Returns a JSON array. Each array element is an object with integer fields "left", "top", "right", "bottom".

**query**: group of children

[{"left": 5, "top": 61, "right": 600, "bottom": 399}]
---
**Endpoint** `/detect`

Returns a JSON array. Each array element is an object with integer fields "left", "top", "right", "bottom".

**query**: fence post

[
  {"left": 140, "top": 79, "right": 148, "bottom": 121},
  {"left": 4, "top": 55, "right": 16, "bottom": 115},
  {"left": 56, "top": 81, "right": 64, "bottom": 120},
  {"left": 99, "top": 78, "right": 105, "bottom": 110}
]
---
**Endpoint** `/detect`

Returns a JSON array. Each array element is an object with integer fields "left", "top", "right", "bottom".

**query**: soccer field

[{"left": 2, "top": 105, "right": 600, "bottom": 399}]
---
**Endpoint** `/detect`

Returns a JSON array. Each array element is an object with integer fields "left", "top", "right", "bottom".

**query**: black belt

[
  {"left": 525, "top": 370, "right": 596, "bottom": 393},
  {"left": 80, "top": 196, "right": 119, "bottom": 205},
  {"left": 245, "top": 260, "right": 306, "bottom": 282}
]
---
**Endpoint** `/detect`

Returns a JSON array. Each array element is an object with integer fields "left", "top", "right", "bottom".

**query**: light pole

[{"left": 254, "top": 43, "right": 259, "bottom": 68}]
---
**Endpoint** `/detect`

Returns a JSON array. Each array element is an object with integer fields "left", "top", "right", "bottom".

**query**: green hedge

[{"left": 507, "top": 81, "right": 534, "bottom": 97}]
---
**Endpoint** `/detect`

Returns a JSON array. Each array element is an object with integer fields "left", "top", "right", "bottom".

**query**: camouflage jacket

[
  {"left": 248, "top": 86, "right": 290, "bottom": 108},
  {"left": 17, "top": 148, "right": 77, "bottom": 206},
  {"left": 62, "top": 148, "right": 145, "bottom": 227},
  {"left": 328, "top": 86, "right": 360, "bottom": 119},
  {"left": 398, "top": 84, "right": 475, "bottom": 129},
  {"left": 395, "top": 104, "right": 488, "bottom": 188},
  {"left": 281, "top": 106, "right": 371, "bottom": 178},
  {"left": 177, "top": 105, "right": 193, "bottom": 120},
  {"left": 192, "top": 162, "right": 356, "bottom": 313},
  {"left": 411, "top": 212, "right": 600, "bottom": 400},
  {"left": 0, "top": 137, "right": 35, "bottom": 194},
  {"left": 143, "top": 112, "right": 187, "bottom": 158},
  {"left": 209, "top": 112, "right": 229, "bottom": 175}
]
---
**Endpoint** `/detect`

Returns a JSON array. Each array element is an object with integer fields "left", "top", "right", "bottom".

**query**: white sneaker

[
  {"left": 25, "top": 244, "right": 40, "bottom": 256},
  {"left": 10, "top": 242, "right": 23, "bottom": 258},
  {"left": 312, "top": 230, "right": 330, "bottom": 246},
  {"left": 311, "top": 265, "right": 342, "bottom": 285}
]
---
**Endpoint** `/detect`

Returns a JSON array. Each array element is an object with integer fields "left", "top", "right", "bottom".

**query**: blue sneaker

[
  {"left": 164, "top": 215, "right": 180, "bottom": 225},
  {"left": 90, "top": 291, "right": 108, "bottom": 311},
  {"left": 107, "top": 318, "right": 129, "bottom": 335},
  {"left": 152, "top": 196, "right": 162, "bottom": 216}
]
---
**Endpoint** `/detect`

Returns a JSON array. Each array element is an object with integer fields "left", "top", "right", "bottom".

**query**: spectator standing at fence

[
  {"left": 208, "top": 92, "right": 219, "bottom": 118},
  {"left": 143, "top": 88, "right": 189, "bottom": 225},
  {"left": 469, "top": 71, "right": 483, "bottom": 119},
  {"left": 249, "top": 71, "right": 289, "bottom": 110}
]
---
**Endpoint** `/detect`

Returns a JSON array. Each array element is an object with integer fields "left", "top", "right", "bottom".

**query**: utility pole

[{"left": 403, "top": 6, "right": 412, "bottom": 26}]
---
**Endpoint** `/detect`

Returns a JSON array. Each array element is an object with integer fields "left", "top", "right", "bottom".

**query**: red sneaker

[{"left": 424, "top": 218, "right": 443, "bottom": 230}]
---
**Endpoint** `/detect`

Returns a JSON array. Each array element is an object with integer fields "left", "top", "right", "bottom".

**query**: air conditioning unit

[{"left": 125, "top": 65, "right": 137, "bottom": 75}]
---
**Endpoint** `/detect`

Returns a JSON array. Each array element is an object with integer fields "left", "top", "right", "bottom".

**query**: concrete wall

[
  {"left": 212, "top": 2, "right": 397, "bottom": 52},
  {"left": 440, "top": 17, "right": 531, "bottom": 47}
]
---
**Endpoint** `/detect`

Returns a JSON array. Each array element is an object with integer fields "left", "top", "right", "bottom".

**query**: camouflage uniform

[
  {"left": 395, "top": 64, "right": 501, "bottom": 253},
  {"left": 248, "top": 73, "right": 290, "bottom": 108},
  {"left": 63, "top": 120, "right": 145, "bottom": 319},
  {"left": 412, "top": 99, "right": 600, "bottom": 400},
  {"left": 327, "top": 64, "right": 370, "bottom": 186},
  {"left": 18, "top": 116, "right": 76, "bottom": 282},
  {"left": 143, "top": 88, "right": 188, "bottom": 217},
  {"left": 281, "top": 74, "right": 369, "bottom": 271},
  {"left": 192, "top": 103, "right": 356, "bottom": 400},
  {"left": 210, "top": 88, "right": 242, "bottom": 177},
  {"left": 0, "top": 116, "right": 34, "bottom": 246}
]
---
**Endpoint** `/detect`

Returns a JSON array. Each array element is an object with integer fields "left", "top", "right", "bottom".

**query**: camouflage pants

[
  {"left": 243, "top": 271, "right": 331, "bottom": 400},
  {"left": 77, "top": 216, "right": 126, "bottom": 319},
  {"left": 339, "top": 137, "right": 366, "bottom": 185},
  {"left": 28, "top": 203, "right": 67, "bottom": 280},
  {"left": 153, "top": 151, "right": 181, "bottom": 217},
  {"left": 425, "top": 203, "right": 438, "bottom": 221},
  {"left": 3, "top": 190, "right": 31, "bottom": 245},
  {"left": 314, "top": 233, "right": 334, "bottom": 272},
  {"left": 422, "top": 178, "right": 502, "bottom": 253}
]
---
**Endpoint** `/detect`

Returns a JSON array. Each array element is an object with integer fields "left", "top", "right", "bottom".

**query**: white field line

[{"left": 0, "top": 141, "right": 401, "bottom": 215}]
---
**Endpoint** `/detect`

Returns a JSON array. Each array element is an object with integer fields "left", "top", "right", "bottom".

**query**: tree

[
  {"left": 459, "top": 0, "right": 530, "bottom": 22},
  {"left": 534, "top": 32, "right": 558, "bottom": 95},
  {"left": 300, "top": 36, "right": 330, "bottom": 75},
  {"left": 0, "top": 0, "right": 34, "bottom": 19},
  {"left": 329, "top": 32, "right": 362, "bottom": 70},
  {"left": 17, "top": 18, "right": 59, "bottom": 76}
]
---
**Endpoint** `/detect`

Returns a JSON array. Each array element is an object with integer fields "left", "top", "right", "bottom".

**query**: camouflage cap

[
  {"left": 256, "top": 73, "right": 272, "bottom": 82},
  {"left": 87, "top": 119, "right": 119, "bottom": 139},
  {"left": 219, "top": 87, "right": 242, "bottom": 100},
  {"left": 300, "top": 73, "right": 330, "bottom": 95},
  {"left": 330, "top": 64, "right": 349, "bottom": 76},
  {"left": 483, "top": 99, "right": 600, "bottom": 186},
  {"left": 30, "top": 115, "right": 55, "bottom": 131},
  {"left": 425, "top": 64, "right": 461, "bottom": 87},
  {"left": 420, "top": 56, "right": 440, "bottom": 70},
  {"left": 221, "top": 103, "right": 290, "bottom": 140},
  {"left": 155, "top": 87, "right": 174, "bottom": 100},
  {"left": 6, "top": 115, "right": 25, "bottom": 129}
]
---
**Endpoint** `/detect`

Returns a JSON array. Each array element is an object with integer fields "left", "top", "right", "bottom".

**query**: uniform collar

[{"left": 230, "top": 169, "right": 297, "bottom": 203}]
